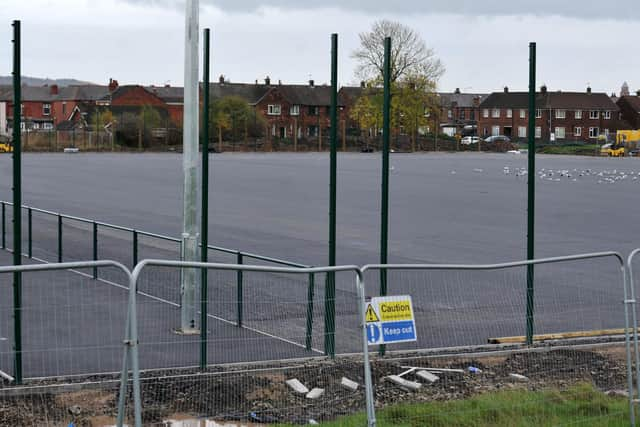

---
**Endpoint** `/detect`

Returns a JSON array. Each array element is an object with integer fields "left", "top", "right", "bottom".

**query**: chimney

[
  {"left": 504, "top": 86, "right": 509, "bottom": 93},
  {"left": 50, "top": 84, "right": 59, "bottom": 95},
  {"left": 540, "top": 85, "right": 547, "bottom": 94},
  {"left": 164, "top": 83, "right": 170, "bottom": 88},
  {"left": 278, "top": 79, "right": 282, "bottom": 85},
  {"left": 454, "top": 87, "right": 461, "bottom": 94},
  {"left": 473, "top": 96, "right": 481, "bottom": 107},
  {"left": 309, "top": 79, "right": 315, "bottom": 87},
  {"left": 219, "top": 75, "right": 225, "bottom": 84},
  {"left": 108, "top": 78, "right": 119, "bottom": 92},
  {"left": 360, "top": 81, "right": 366, "bottom": 88},
  {"left": 264, "top": 76, "right": 271, "bottom": 85},
  {"left": 587, "top": 86, "right": 592, "bottom": 94}
]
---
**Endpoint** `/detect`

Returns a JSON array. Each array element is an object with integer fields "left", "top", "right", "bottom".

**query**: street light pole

[{"left": 180, "top": 0, "right": 200, "bottom": 333}]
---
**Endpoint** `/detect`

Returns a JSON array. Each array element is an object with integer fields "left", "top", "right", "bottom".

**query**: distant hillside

[{"left": 0, "top": 76, "right": 93, "bottom": 86}]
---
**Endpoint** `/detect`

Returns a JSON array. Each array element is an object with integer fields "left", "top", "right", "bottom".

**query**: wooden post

[{"left": 342, "top": 119, "right": 346, "bottom": 151}]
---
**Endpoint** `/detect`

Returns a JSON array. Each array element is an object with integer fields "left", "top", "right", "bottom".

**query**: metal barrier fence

[
  {"left": 0, "top": 253, "right": 637, "bottom": 426},
  {"left": 0, "top": 260, "right": 133, "bottom": 426},
  {"left": 360, "top": 252, "right": 633, "bottom": 427},
  {"left": 116, "top": 260, "right": 366, "bottom": 427},
  {"left": 627, "top": 248, "right": 640, "bottom": 412}
]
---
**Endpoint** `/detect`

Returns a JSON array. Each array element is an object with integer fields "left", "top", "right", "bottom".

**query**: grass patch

[
  {"left": 536, "top": 144, "right": 599, "bottom": 156},
  {"left": 314, "top": 384, "right": 629, "bottom": 426}
]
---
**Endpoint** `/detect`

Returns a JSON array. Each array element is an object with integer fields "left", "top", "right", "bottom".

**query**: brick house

[
  {"left": 478, "top": 86, "right": 623, "bottom": 142},
  {"left": 210, "top": 76, "right": 347, "bottom": 145},
  {"left": 0, "top": 83, "right": 110, "bottom": 133},
  {"left": 438, "top": 89, "right": 486, "bottom": 136}
]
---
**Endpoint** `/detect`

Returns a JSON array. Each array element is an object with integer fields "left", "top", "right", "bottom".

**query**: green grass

[
  {"left": 313, "top": 384, "right": 630, "bottom": 426},
  {"left": 536, "top": 144, "right": 599, "bottom": 155}
]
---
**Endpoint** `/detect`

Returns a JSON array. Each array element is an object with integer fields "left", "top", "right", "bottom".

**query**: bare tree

[{"left": 352, "top": 20, "right": 445, "bottom": 84}]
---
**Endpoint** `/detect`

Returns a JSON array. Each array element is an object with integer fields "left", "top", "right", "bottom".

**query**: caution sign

[
  {"left": 379, "top": 299, "right": 413, "bottom": 321},
  {"left": 365, "top": 304, "right": 380, "bottom": 323},
  {"left": 366, "top": 295, "right": 417, "bottom": 345}
]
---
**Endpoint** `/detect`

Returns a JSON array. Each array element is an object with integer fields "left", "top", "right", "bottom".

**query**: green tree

[{"left": 209, "top": 96, "right": 265, "bottom": 148}]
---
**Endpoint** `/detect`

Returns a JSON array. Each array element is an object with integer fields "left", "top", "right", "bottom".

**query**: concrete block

[
  {"left": 306, "top": 388, "right": 325, "bottom": 399},
  {"left": 416, "top": 370, "right": 439, "bottom": 383},
  {"left": 286, "top": 378, "right": 309, "bottom": 394},
  {"left": 340, "top": 377, "right": 359, "bottom": 391},
  {"left": 386, "top": 375, "right": 422, "bottom": 391}
]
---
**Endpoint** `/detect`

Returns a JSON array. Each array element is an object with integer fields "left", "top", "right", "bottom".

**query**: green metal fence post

[
  {"left": 57, "top": 214, "right": 62, "bottom": 263},
  {"left": 324, "top": 33, "right": 338, "bottom": 358},
  {"left": 27, "top": 208, "right": 31, "bottom": 258},
  {"left": 12, "top": 19, "right": 23, "bottom": 384},
  {"left": 526, "top": 42, "right": 537, "bottom": 345},
  {"left": 2, "top": 202, "right": 5, "bottom": 249},
  {"left": 237, "top": 252, "right": 243, "bottom": 327},
  {"left": 200, "top": 27, "right": 211, "bottom": 370},
  {"left": 93, "top": 222, "right": 98, "bottom": 279},
  {"left": 133, "top": 230, "right": 138, "bottom": 267},
  {"left": 305, "top": 272, "right": 315, "bottom": 351},
  {"left": 379, "top": 36, "right": 392, "bottom": 356}
]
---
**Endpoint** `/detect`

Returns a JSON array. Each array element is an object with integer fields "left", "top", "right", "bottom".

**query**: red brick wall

[
  {"left": 477, "top": 107, "right": 620, "bottom": 142},
  {"left": 255, "top": 88, "right": 346, "bottom": 139},
  {"left": 111, "top": 86, "right": 165, "bottom": 107}
]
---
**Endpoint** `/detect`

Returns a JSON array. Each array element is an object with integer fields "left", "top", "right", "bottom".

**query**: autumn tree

[{"left": 351, "top": 20, "right": 444, "bottom": 151}]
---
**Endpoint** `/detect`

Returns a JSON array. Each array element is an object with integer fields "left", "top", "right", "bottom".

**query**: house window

[
  {"left": 506, "top": 109, "right": 512, "bottom": 118},
  {"left": 447, "top": 109, "right": 452, "bottom": 119},
  {"left": 483, "top": 109, "right": 489, "bottom": 118},
  {"left": 555, "top": 109, "right": 565, "bottom": 119},
  {"left": 62, "top": 102, "right": 67, "bottom": 117},
  {"left": 603, "top": 111, "right": 611, "bottom": 120},
  {"left": 43, "top": 122, "right": 53, "bottom": 130},
  {"left": 555, "top": 127, "right": 566, "bottom": 139},
  {"left": 308, "top": 125, "right": 318, "bottom": 137},
  {"left": 575, "top": 110, "right": 582, "bottom": 119},
  {"left": 42, "top": 103, "right": 51, "bottom": 116},
  {"left": 535, "top": 109, "right": 543, "bottom": 118},
  {"left": 32, "top": 122, "right": 40, "bottom": 129},
  {"left": 483, "top": 127, "right": 488, "bottom": 136},
  {"left": 267, "top": 104, "right": 281, "bottom": 115},
  {"left": 520, "top": 109, "right": 526, "bottom": 119},
  {"left": 271, "top": 124, "right": 276, "bottom": 136},
  {"left": 604, "top": 128, "right": 610, "bottom": 137},
  {"left": 470, "top": 110, "right": 475, "bottom": 120},
  {"left": 518, "top": 126, "right": 527, "bottom": 138},
  {"left": 589, "top": 110, "right": 599, "bottom": 119},
  {"left": 309, "top": 106, "right": 319, "bottom": 116},
  {"left": 491, "top": 108, "right": 500, "bottom": 118},
  {"left": 290, "top": 105, "right": 300, "bottom": 116},
  {"left": 20, "top": 122, "right": 25, "bottom": 130},
  {"left": 535, "top": 126, "right": 542, "bottom": 138},
  {"left": 459, "top": 109, "right": 465, "bottom": 120},
  {"left": 491, "top": 125, "right": 500, "bottom": 136},
  {"left": 589, "top": 127, "right": 599, "bottom": 138},
  {"left": 20, "top": 104, "right": 24, "bottom": 115},
  {"left": 574, "top": 126, "right": 582, "bottom": 136}
]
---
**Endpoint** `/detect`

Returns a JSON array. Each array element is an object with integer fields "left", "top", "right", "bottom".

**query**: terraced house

[{"left": 478, "top": 86, "right": 625, "bottom": 142}]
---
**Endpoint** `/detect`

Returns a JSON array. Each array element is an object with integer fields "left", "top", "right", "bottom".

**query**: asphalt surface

[{"left": 0, "top": 152, "right": 637, "bottom": 377}]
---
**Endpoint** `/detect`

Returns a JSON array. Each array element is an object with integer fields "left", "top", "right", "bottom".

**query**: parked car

[
  {"left": 461, "top": 136, "right": 480, "bottom": 145},
  {"left": 484, "top": 135, "right": 511, "bottom": 143}
]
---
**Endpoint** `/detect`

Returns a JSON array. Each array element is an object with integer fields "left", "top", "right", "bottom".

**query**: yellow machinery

[
  {"left": 601, "top": 142, "right": 625, "bottom": 157},
  {"left": 0, "top": 142, "right": 12, "bottom": 153}
]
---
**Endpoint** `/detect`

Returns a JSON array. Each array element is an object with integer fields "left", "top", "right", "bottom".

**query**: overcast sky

[{"left": 0, "top": 0, "right": 637, "bottom": 94}]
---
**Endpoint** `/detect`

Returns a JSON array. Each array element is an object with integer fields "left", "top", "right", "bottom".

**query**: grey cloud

[{"left": 122, "top": 0, "right": 640, "bottom": 20}]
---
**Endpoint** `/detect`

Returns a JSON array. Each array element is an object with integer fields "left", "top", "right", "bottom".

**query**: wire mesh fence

[
  {"left": 117, "top": 261, "right": 367, "bottom": 426},
  {"left": 359, "top": 252, "right": 633, "bottom": 427}
]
